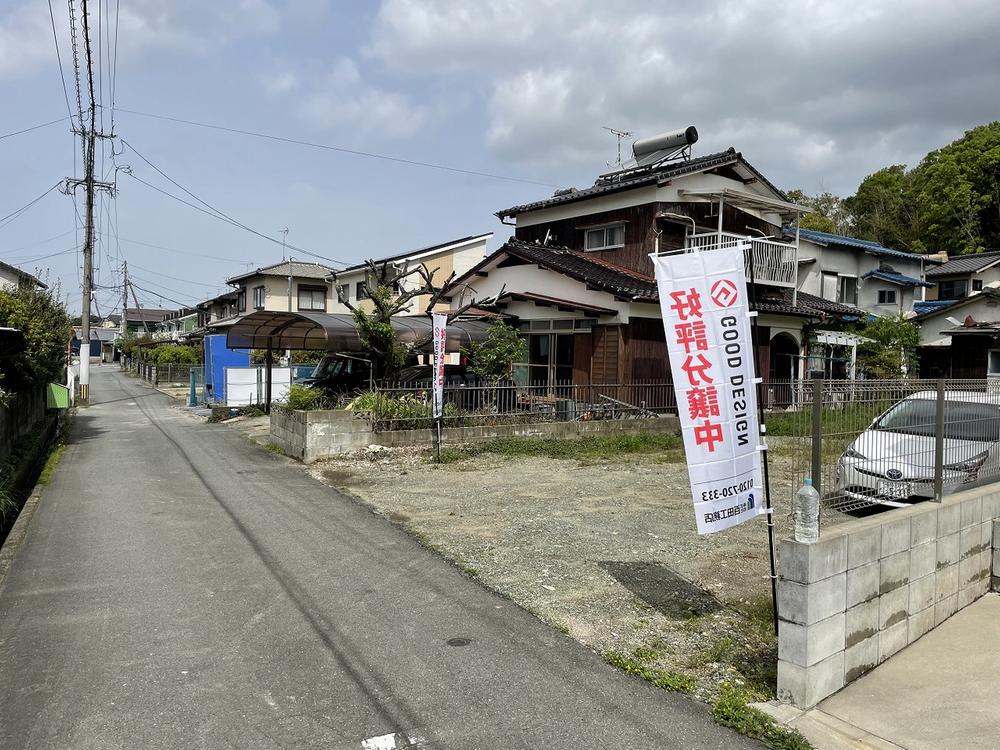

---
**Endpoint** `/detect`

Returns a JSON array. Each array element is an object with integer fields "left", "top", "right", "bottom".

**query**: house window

[
  {"left": 252, "top": 285, "right": 265, "bottom": 310},
  {"left": 973, "top": 279, "right": 984, "bottom": 292},
  {"left": 877, "top": 289, "right": 897, "bottom": 305},
  {"left": 236, "top": 290, "right": 246, "bottom": 312},
  {"left": 297, "top": 285, "right": 326, "bottom": 312},
  {"left": 584, "top": 223, "right": 625, "bottom": 251},
  {"left": 838, "top": 276, "right": 858, "bottom": 306},
  {"left": 938, "top": 279, "right": 967, "bottom": 300},
  {"left": 355, "top": 281, "right": 370, "bottom": 301},
  {"left": 989, "top": 350, "right": 1000, "bottom": 378},
  {"left": 336, "top": 284, "right": 348, "bottom": 303},
  {"left": 821, "top": 272, "right": 838, "bottom": 301}
]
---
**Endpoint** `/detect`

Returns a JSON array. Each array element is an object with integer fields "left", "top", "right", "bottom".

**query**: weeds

[
  {"left": 38, "top": 444, "right": 67, "bottom": 486},
  {"left": 713, "top": 684, "right": 812, "bottom": 750},
  {"left": 264, "top": 442, "right": 287, "bottom": 456},
  {"left": 431, "top": 432, "right": 683, "bottom": 464},
  {"left": 604, "top": 650, "right": 695, "bottom": 693}
]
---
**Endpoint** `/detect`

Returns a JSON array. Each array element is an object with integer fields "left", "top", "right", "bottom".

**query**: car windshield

[
  {"left": 311, "top": 356, "right": 347, "bottom": 380},
  {"left": 874, "top": 398, "right": 1000, "bottom": 441}
]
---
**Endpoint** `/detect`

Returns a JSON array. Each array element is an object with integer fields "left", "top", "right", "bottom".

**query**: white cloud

[
  {"left": 368, "top": 0, "right": 1000, "bottom": 193},
  {"left": 277, "top": 57, "right": 427, "bottom": 140},
  {"left": 0, "top": 0, "right": 282, "bottom": 80}
]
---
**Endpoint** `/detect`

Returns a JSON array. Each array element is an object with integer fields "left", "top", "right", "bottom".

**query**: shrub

[
  {"left": 284, "top": 384, "right": 326, "bottom": 411},
  {"left": 147, "top": 344, "right": 200, "bottom": 365},
  {"left": 0, "top": 282, "right": 72, "bottom": 400}
]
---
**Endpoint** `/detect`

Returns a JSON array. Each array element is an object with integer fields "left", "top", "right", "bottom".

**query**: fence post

[
  {"left": 934, "top": 378, "right": 945, "bottom": 502},
  {"left": 811, "top": 372, "right": 824, "bottom": 497}
]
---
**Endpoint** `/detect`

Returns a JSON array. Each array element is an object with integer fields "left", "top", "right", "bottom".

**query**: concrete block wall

[
  {"left": 777, "top": 488, "right": 1000, "bottom": 708},
  {"left": 269, "top": 408, "right": 681, "bottom": 463}
]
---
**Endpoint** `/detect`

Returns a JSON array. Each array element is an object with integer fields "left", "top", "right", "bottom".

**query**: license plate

[{"left": 877, "top": 480, "right": 910, "bottom": 500}]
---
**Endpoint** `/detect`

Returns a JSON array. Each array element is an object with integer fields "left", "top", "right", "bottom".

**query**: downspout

[
  {"left": 716, "top": 195, "right": 725, "bottom": 246},
  {"left": 793, "top": 215, "right": 801, "bottom": 308}
]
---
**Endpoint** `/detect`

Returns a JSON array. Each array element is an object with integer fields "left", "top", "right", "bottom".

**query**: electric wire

[
  {"left": 126, "top": 262, "right": 231, "bottom": 289},
  {"left": 115, "top": 108, "right": 560, "bottom": 188},
  {"left": 0, "top": 183, "right": 62, "bottom": 230},
  {"left": 0, "top": 116, "right": 72, "bottom": 142},
  {"left": 46, "top": 0, "right": 75, "bottom": 124},
  {"left": 120, "top": 144, "right": 346, "bottom": 266}
]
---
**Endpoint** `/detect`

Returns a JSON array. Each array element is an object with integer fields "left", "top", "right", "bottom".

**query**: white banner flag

[
  {"left": 432, "top": 313, "right": 447, "bottom": 420},
  {"left": 652, "top": 245, "right": 764, "bottom": 534}
]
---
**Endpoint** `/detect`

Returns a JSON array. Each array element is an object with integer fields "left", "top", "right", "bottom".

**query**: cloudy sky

[{"left": 2, "top": 0, "right": 998, "bottom": 314}]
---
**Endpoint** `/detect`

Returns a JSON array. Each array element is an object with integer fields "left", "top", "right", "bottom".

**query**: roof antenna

[{"left": 603, "top": 126, "right": 633, "bottom": 169}]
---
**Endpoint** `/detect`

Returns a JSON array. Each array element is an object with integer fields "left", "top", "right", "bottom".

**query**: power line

[
  {"left": 67, "top": 0, "right": 86, "bottom": 143},
  {"left": 127, "top": 262, "right": 229, "bottom": 289},
  {"left": 120, "top": 141, "right": 347, "bottom": 266},
  {"left": 6, "top": 245, "right": 81, "bottom": 265},
  {"left": 130, "top": 282, "right": 196, "bottom": 309},
  {"left": 116, "top": 108, "right": 560, "bottom": 188},
  {"left": 115, "top": 235, "right": 251, "bottom": 264},
  {"left": 0, "top": 183, "right": 62, "bottom": 230},
  {"left": 5, "top": 229, "right": 77, "bottom": 254},
  {"left": 46, "top": 0, "right": 74, "bottom": 124},
  {"left": 131, "top": 274, "right": 207, "bottom": 302},
  {"left": 0, "top": 116, "right": 71, "bottom": 142}
]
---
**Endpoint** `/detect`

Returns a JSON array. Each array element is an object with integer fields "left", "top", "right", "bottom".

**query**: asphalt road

[{"left": 0, "top": 368, "right": 759, "bottom": 749}]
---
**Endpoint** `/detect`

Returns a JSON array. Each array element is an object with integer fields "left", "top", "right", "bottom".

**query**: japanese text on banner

[
  {"left": 431, "top": 313, "right": 447, "bottom": 419},
  {"left": 652, "top": 245, "right": 763, "bottom": 535}
]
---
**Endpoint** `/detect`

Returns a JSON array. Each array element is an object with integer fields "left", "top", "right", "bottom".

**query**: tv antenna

[{"left": 603, "top": 126, "right": 633, "bottom": 169}]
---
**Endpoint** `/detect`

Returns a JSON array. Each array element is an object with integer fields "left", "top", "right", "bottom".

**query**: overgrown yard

[{"left": 309, "top": 433, "right": 805, "bottom": 706}]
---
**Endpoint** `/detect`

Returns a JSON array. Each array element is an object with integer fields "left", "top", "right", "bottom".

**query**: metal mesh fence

[
  {"left": 772, "top": 377, "right": 1000, "bottom": 525},
  {"left": 354, "top": 381, "right": 677, "bottom": 432}
]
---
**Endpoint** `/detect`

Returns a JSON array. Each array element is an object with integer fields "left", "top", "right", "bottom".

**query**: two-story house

[
  {"left": 225, "top": 234, "right": 492, "bottom": 320},
  {"left": 924, "top": 252, "right": 1000, "bottom": 301},
  {"left": 792, "top": 229, "right": 933, "bottom": 316},
  {"left": 445, "top": 135, "right": 857, "bottom": 389},
  {"left": 196, "top": 290, "right": 241, "bottom": 331},
  {"left": 123, "top": 307, "right": 172, "bottom": 336},
  {"left": 152, "top": 308, "right": 199, "bottom": 341}
]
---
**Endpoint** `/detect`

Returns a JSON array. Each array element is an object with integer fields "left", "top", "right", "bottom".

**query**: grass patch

[
  {"left": 433, "top": 432, "right": 683, "bottom": 464},
  {"left": 713, "top": 684, "right": 812, "bottom": 750},
  {"left": 462, "top": 566, "right": 480, "bottom": 578},
  {"left": 264, "top": 442, "right": 287, "bottom": 456},
  {"left": 37, "top": 443, "right": 67, "bottom": 486},
  {"left": 604, "top": 650, "right": 695, "bottom": 694}
]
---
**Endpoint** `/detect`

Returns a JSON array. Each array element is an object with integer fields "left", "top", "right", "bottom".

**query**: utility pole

[
  {"left": 122, "top": 261, "right": 129, "bottom": 334},
  {"left": 283, "top": 228, "right": 291, "bottom": 366},
  {"left": 62, "top": 0, "right": 114, "bottom": 401},
  {"left": 78, "top": 0, "right": 97, "bottom": 402}
]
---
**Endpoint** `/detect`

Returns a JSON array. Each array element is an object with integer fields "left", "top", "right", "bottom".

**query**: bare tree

[{"left": 330, "top": 260, "right": 504, "bottom": 379}]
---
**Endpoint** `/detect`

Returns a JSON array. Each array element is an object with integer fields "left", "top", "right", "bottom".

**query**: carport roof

[{"left": 226, "top": 311, "right": 492, "bottom": 352}]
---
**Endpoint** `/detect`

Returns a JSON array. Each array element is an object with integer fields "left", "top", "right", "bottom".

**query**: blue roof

[
  {"left": 913, "top": 299, "right": 958, "bottom": 316},
  {"left": 785, "top": 228, "right": 926, "bottom": 262},
  {"left": 861, "top": 269, "right": 933, "bottom": 287}
]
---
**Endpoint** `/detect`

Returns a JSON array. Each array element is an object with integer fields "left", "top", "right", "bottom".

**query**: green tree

[
  {"left": 854, "top": 315, "right": 920, "bottom": 378},
  {"left": 461, "top": 320, "right": 526, "bottom": 383},
  {"left": 845, "top": 165, "right": 916, "bottom": 250},
  {"left": 0, "top": 282, "right": 73, "bottom": 397},
  {"left": 786, "top": 190, "right": 852, "bottom": 234},
  {"left": 907, "top": 122, "right": 1000, "bottom": 254},
  {"left": 147, "top": 344, "right": 200, "bottom": 364}
]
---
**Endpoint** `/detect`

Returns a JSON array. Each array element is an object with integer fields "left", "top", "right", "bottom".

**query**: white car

[{"left": 834, "top": 391, "right": 1000, "bottom": 510}]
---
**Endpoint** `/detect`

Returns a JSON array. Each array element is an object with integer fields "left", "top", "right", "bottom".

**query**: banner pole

[
  {"left": 436, "top": 417, "right": 442, "bottom": 464},
  {"left": 746, "top": 239, "right": 779, "bottom": 636}
]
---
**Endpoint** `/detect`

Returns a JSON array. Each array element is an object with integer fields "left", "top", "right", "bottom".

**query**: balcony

[{"left": 684, "top": 231, "right": 797, "bottom": 288}]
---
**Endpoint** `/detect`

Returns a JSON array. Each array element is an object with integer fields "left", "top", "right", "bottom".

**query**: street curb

[{"left": 0, "top": 483, "right": 45, "bottom": 594}]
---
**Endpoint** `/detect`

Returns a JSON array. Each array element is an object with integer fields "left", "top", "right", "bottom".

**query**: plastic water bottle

[{"left": 794, "top": 479, "right": 821, "bottom": 544}]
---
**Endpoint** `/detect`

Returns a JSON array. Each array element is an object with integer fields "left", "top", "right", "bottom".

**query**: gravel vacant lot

[{"left": 306, "top": 439, "right": 809, "bottom": 701}]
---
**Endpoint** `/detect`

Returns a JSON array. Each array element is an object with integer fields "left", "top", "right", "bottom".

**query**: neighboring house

[
  {"left": 0, "top": 260, "right": 46, "bottom": 291},
  {"left": 71, "top": 327, "right": 117, "bottom": 362},
  {"left": 225, "top": 234, "right": 492, "bottom": 319},
  {"left": 331, "top": 233, "right": 491, "bottom": 315},
  {"left": 196, "top": 290, "right": 241, "bottom": 330},
  {"left": 792, "top": 228, "right": 933, "bottom": 316},
  {"left": 153, "top": 308, "right": 199, "bottom": 341},
  {"left": 913, "top": 288, "right": 1000, "bottom": 376},
  {"left": 123, "top": 307, "right": 172, "bottom": 336},
  {"left": 446, "top": 140, "right": 856, "bottom": 387},
  {"left": 227, "top": 260, "right": 336, "bottom": 316},
  {"left": 924, "top": 251, "right": 1000, "bottom": 301}
]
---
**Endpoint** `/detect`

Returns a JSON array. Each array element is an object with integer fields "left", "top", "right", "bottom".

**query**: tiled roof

[
  {"left": 913, "top": 300, "right": 958, "bottom": 316},
  {"left": 500, "top": 239, "right": 659, "bottom": 302},
  {"left": 787, "top": 228, "right": 927, "bottom": 263},
  {"left": 925, "top": 252, "right": 1000, "bottom": 279},
  {"left": 124, "top": 308, "right": 172, "bottom": 323},
  {"left": 912, "top": 287, "right": 1000, "bottom": 321},
  {"left": 453, "top": 239, "right": 849, "bottom": 320},
  {"left": 497, "top": 148, "right": 784, "bottom": 218},
  {"left": 226, "top": 260, "right": 334, "bottom": 284},
  {"left": 861, "top": 269, "right": 933, "bottom": 287}
]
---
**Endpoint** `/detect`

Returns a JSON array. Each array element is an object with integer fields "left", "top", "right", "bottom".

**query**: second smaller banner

[{"left": 432, "top": 313, "right": 448, "bottom": 419}]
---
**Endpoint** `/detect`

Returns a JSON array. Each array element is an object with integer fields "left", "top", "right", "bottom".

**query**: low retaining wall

[
  {"left": 777, "top": 488, "right": 1000, "bottom": 708},
  {"left": 270, "top": 408, "right": 680, "bottom": 463}
]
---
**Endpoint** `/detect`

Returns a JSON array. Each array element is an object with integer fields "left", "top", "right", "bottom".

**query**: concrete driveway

[{"left": 0, "top": 369, "right": 759, "bottom": 750}]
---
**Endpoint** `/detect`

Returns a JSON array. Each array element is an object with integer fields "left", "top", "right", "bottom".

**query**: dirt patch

[{"left": 305, "top": 442, "right": 804, "bottom": 701}]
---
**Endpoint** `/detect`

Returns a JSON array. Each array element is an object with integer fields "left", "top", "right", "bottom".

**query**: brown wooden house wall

[
  {"left": 950, "top": 336, "right": 991, "bottom": 379},
  {"left": 591, "top": 325, "right": 624, "bottom": 383}
]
